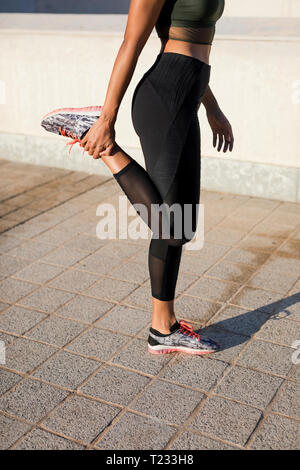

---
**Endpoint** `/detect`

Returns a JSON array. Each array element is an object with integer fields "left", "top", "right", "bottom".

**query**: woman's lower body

[
  {"left": 40, "top": 50, "right": 220, "bottom": 353},
  {"left": 114, "top": 51, "right": 211, "bottom": 302},
  {"left": 112, "top": 52, "right": 220, "bottom": 353}
]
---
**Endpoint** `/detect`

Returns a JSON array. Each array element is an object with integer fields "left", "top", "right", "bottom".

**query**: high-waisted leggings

[{"left": 113, "top": 52, "right": 211, "bottom": 301}]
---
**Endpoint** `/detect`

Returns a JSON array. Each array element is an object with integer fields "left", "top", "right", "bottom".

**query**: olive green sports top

[{"left": 156, "top": 0, "right": 225, "bottom": 45}]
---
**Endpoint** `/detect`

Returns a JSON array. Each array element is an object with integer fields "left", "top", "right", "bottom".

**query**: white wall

[
  {"left": 0, "top": 13, "right": 300, "bottom": 201},
  {"left": 223, "top": 0, "right": 300, "bottom": 18}
]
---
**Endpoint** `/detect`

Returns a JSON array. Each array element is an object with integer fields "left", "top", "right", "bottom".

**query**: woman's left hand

[{"left": 206, "top": 108, "right": 234, "bottom": 152}]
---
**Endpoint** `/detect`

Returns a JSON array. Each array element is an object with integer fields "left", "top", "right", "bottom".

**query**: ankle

[{"left": 151, "top": 315, "right": 177, "bottom": 335}]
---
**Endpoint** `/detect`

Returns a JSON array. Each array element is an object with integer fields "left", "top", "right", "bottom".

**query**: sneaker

[
  {"left": 148, "top": 320, "right": 220, "bottom": 355},
  {"left": 41, "top": 105, "right": 102, "bottom": 153}
]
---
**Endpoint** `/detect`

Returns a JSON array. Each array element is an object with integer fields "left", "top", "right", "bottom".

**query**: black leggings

[{"left": 114, "top": 52, "right": 211, "bottom": 301}]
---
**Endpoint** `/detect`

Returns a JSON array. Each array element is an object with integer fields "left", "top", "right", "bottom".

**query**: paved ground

[{"left": 0, "top": 158, "right": 299, "bottom": 450}]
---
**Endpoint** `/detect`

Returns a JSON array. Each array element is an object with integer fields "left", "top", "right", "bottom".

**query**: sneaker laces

[
  {"left": 179, "top": 320, "right": 200, "bottom": 341},
  {"left": 59, "top": 126, "right": 85, "bottom": 155}
]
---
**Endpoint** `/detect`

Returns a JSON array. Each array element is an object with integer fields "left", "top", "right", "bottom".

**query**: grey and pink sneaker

[
  {"left": 148, "top": 320, "right": 220, "bottom": 355},
  {"left": 41, "top": 106, "right": 102, "bottom": 153}
]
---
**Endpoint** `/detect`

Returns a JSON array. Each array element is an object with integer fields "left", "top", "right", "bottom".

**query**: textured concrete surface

[{"left": 0, "top": 158, "right": 299, "bottom": 450}]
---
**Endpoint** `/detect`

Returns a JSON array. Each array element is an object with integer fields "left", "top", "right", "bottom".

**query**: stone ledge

[
  {"left": 0, "top": 14, "right": 299, "bottom": 41},
  {"left": 1, "top": 132, "right": 299, "bottom": 203}
]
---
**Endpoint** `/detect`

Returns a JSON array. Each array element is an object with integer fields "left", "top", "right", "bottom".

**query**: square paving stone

[
  {"left": 230, "top": 287, "right": 284, "bottom": 314},
  {"left": 0, "top": 379, "right": 68, "bottom": 423},
  {"left": 8, "top": 240, "right": 54, "bottom": 260},
  {"left": 271, "top": 381, "right": 300, "bottom": 419},
  {"left": 274, "top": 299, "right": 300, "bottom": 321},
  {"left": 250, "top": 414, "right": 299, "bottom": 450},
  {"left": 174, "top": 272, "right": 199, "bottom": 296},
  {"left": 131, "top": 380, "right": 204, "bottom": 425},
  {"left": 96, "top": 305, "right": 151, "bottom": 335},
  {"left": 15, "top": 428, "right": 84, "bottom": 450},
  {"left": 97, "top": 241, "right": 142, "bottom": 260},
  {"left": 237, "top": 339, "right": 294, "bottom": 377},
  {"left": 43, "top": 395, "right": 120, "bottom": 443},
  {"left": 248, "top": 267, "right": 298, "bottom": 294},
  {"left": 0, "top": 235, "right": 22, "bottom": 253},
  {"left": 25, "top": 316, "right": 85, "bottom": 347},
  {"left": 0, "top": 302, "right": 8, "bottom": 312},
  {"left": 187, "top": 278, "right": 240, "bottom": 303},
  {"left": 42, "top": 247, "right": 87, "bottom": 266},
  {"left": 174, "top": 295, "right": 221, "bottom": 323},
  {"left": 0, "top": 369, "right": 22, "bottom": 395},
  {"left": 110, "top": 261, "right": 149, "bottom": 284},
  {"left": 5, "top": 337, "right": 56, "bottom": 373},
  {"left": 263, "top": 257, "right": 300, "bottom": 276},
  {"left": 255, "top": 318, "right": 300, "bottom": 347},
  {"left": 204, "top": 228, "right": 245, "bottom": 246},
  {"left": 237, "top": 234, "right": 281, "bottom": 253},
  {"left": 112, "top": 338, "right": 172, "bottom": 376},
  {"left": 169, "top": 431, "right": 238, "bottom": 450},
  {"left": 0, "top": 254, "right": 29, "bottom": 279},
  {"left": 185, "top": 242, "right": 230, "bottom": 262},
  {"left": 19, "top": 287, "right": 75, "bottom": 313},
  {"left": 66, "top": 327, "right": 129, "bottom": 361},
  {"left": 290, "top": 281, "right": 300, "bottom": 299},
  {"left": 0, "top": 278, "right": 37, "bottom": 303},
  {"left": 80, "top": 365, "right": 149, "bottom": 405},
  {"left": 96, "top": 411, "right": 175, "bottom": 450},
  {"left": 0, "top": 306, "right": 46, "bottom": 335},
  {"left": 49, "top": 270, "right": 100, "bottom": 293},
  {"left": 85, "top": 277, "right": 138, "bottom": 302},
  {"left": 65, "top": 234, "right": 107, "bottom": 253},
  {"left": 0, "top": 414, "right": 31, "bottom": 450},
  {"left": 178, "top": 256, "right": 214, "bottom": 276},
  {"left": 290, "top": 366, "right": 300, "bottom": 382},
  {"left": 13, "top": 262, "right": 64, "bottom": 284},
  {"left": 33, "top": 351, "right": 99, "bottom": 389},
  {"left": 7, "top": 223, "right": 48, "bottom": 239},
  {"left": 161, "top": 355, "right": 228, "bottom": 391},
  {"left": 215, "top": 366, "right": 283, "bottom": 408},
  {"left": 224, "top": 248, "right": 269, "bottom": 267},
  {"left": 77, "top": 253, "right": 122, "bottom": 275},
  {"left": 33, "top": 228, "right": 75, "bottom": 246},
  {"left": 205, "top": 261, "right": 256, "bottom": 284},
  {"left": 57, "top": 295, "right": 114, "bottom": 323},
  {"left": 122, "top": 286, "right": 152, "bottom": 310},
  {"left": 252, "top": 221, "right": 294, "bottom": 239},
  {"left": 212, "top": 305, "right": 269, "bottom": 337},
  {"left": 189, "top": 396, "right": 262, "bottom": 446},
  {"left": 0, "top": 332, "right": 16, "bottom": 346}
]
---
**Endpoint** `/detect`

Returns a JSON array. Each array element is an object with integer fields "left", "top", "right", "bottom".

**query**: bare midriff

[{"left": 159, "top": 37, "right": 211, "bottom": 66}]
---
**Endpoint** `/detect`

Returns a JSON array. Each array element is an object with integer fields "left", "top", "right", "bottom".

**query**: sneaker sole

[
  {"left": 148, "top": 344, "right": 219, "bottom": 355},
  {"left": 41, "top": 105, "right": 102, "bottom": 120}
]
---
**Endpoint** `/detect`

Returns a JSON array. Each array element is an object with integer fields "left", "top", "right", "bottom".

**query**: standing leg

[{"left": 149, "top": 114, "right": 201, "bottom": 333}]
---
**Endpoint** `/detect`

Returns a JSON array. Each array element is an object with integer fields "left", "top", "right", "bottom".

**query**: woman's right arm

[{"left": 81, "top": 0, "right": 166, "bottom": 159}]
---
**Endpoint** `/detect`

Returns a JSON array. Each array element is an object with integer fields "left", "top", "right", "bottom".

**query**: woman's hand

[
  {"left": 206, "top": 108, "right": 234, "bottom": 153},
  {"left": 80, "top": 116, "right": 116, "bottom": 159}
]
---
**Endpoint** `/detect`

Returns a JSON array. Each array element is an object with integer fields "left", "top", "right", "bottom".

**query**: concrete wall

[
  {"left": 0, "top": 12, "right": 300, "bottom": 201},
  {"left": 223, "top": 0, "right": 300, "bottom": 18}
]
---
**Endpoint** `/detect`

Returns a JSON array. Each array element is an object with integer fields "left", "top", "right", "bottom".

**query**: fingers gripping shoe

[
  {"left": 148, "top": 320, "right": 220, "bottom": 355},
  {"left": 41, "top": 106, "right": 102, "bottom": 154}
]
